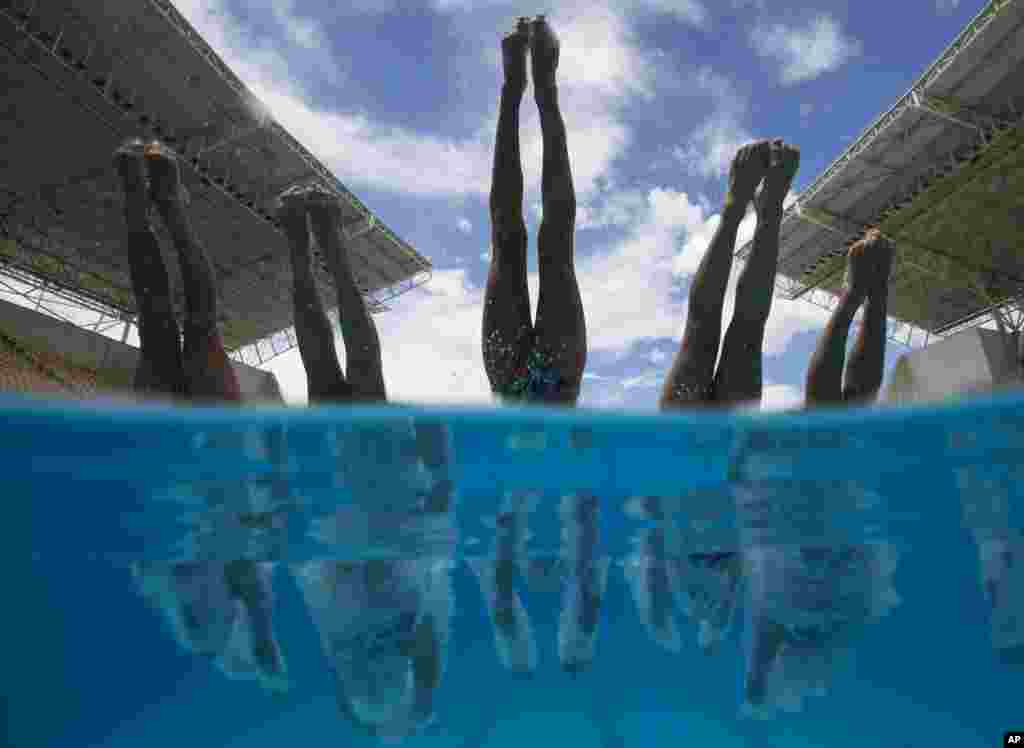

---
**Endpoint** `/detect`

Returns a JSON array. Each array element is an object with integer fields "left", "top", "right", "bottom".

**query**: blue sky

[{"left": 172, "top": 0, "right": 982, "bottom": 407}]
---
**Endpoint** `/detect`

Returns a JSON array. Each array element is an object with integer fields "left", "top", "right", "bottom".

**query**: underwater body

[{"left": 4, "top": 392, "right": 1022, "bottom": 747}]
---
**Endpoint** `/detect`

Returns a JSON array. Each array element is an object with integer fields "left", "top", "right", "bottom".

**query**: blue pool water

[{"left": 3, "top": 392, "right": 1022, "bottom": 747}]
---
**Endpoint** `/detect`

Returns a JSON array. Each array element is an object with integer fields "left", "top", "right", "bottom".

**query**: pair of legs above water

[
  {"left": 805, "top": 228, "right": 895, "bottom": 406},
  {"left": 483, "top": 17, "right": 586, "bottom": 405},
  {"left": 114, "top": 139, "right": 240, "bottom": 402},
  {"left": 660, "top": 139, "right": 800, "bottom": 409},
  {"left": 276, "top": 185, "right": 386, "bottom": 404}
]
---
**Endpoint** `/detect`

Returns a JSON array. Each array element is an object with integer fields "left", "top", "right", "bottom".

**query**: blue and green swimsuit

[{"left": 499, "top": 348, "right": 564, "bottom": 401}]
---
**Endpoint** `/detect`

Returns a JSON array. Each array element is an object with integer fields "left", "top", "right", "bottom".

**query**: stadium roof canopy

[
  {"left": 736, "top": 0, "right": 1024, "bottom": 340},
  {"left": 0, "top": 0, "right": 431, "bottom": 357}
]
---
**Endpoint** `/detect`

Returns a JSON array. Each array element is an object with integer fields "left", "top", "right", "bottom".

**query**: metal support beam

[
  {"left": 935, "top": 293, "right": 1024, "bottom": 337},
  {"left": 195, "top": 122, "right": 268, "bottom": 159},
  {"left": 910, "top": 91, "right": 989, "bottom": 136},
  {"left": 794, "top": 203, "right": 865, "bottom": 238},
  {"left": 795, "top": 284, "right": 934, "bottom": 349},
  {"left": 343, "top": 215, "right": 377, "bottom": 241},
  {"left": 0, "top": 261, "right": 134, "bottom": 334}
]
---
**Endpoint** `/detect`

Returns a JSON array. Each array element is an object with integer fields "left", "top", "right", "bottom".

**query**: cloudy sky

[{"left": 171, "top": 0, "right": 980, "bottom": 408}]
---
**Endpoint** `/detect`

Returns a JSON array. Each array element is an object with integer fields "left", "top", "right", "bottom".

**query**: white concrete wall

[
  {"left": 885, "top": 327, "right": 1022, "bottom": 403},
  {"left": 0, "top": 297, "right": 282, "bottom": 402}
]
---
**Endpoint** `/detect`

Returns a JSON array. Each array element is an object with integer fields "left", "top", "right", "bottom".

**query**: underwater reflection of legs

[
  {"left": 959, "top": 469, "right": 1024, "bottom": 664},
  {"left": 976, "top": 534, "right": 1024, "bottom": 664},
  {"left": 221, "top": 560, "right": 289, "bottom": 691},
  {"left": 624, "top": 524, "right": 682, "bottom": 653},
  {"left": 740, "top": 542, "right": 901, "bottom": 717},
  {"left": 558, "top": 494, "right": 610, "bottom": 673},
  {"left": 291, "top": 558, "right": 452, "bottom": 739},
  {"left": 623, "top": 495, "right": 741, "bottom": 653},
  {"left": 675, "top": 550, "right": 742, "bottom": 652},
  {"left": 132, "top": 560, "right": 289, "bottom": 692},
  {"left": 468, "top": 555, "right": 538, "bottom": 675},
  {"left": 132, "top": 560, "right": 236, "bottom": 658},
  {"left": 469, "top": 493, "right": 538, "bottom": 674}
]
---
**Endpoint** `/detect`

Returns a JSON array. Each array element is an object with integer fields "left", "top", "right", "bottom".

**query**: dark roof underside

[{"left": 0, "top": 0, "right": 431, "bottom": 349}]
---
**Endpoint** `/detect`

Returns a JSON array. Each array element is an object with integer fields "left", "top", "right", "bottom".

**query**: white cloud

[
  {"left": 256, "top": 90, "right": 495, "bottom": 197},
  {"left": 673, "top": 68, "right": 754, "bottom": 180},
  {"left": 525, "top": 186, "right": 821, "bottom": 373},
  {"left": 376, "top": 269, "right": 495, "bottom": 404},
  {"left": 671, "top": 203, "right": 757, "bottom": 278},
  {"left": 568, "top": 188, "right": 704, "bottom": 352},
  {"left": 552, "top": 5, "right": 659, "bottom": 99},
  {"left": 761, "top": 382, "right": 803, "bottom": 410},
  {"left": 935, "top": 0, "right": 961, "bottom": 13},
  {"left": 732, "top": 382, "right": 803, "bottom": 412},
  {"left": 632, "top": 0, "right": 708, "bottom": 26},
  {"left": 266, "top": 270, "right": 494, "bottom": 406},
  {"left": 456, "top": 217, "right": 473, "bottom": 234},
  {"left": 578, "top": 189, "right": 649, "bottom": 230},
  {"left": 269, "top": 0, "right": 327, "bottom": 49},
  {"left": 621, "top": 368, "right": 662, "bottom": 390},
  {"left": 174, "top": 0, "right": 665, "bottom": 210},
  {"left": 675, "top": 113, "right": 754, "bottom": 180},
  {"left": 171, "top": 0, "right": 490, "bottom": 197},
  {"left": 750, "top": 15, "right": 862, "bottom": 85}
]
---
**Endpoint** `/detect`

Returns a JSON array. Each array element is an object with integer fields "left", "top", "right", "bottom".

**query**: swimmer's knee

[{"left": 491, "top": 222, "right": 528, "bottom": 253}]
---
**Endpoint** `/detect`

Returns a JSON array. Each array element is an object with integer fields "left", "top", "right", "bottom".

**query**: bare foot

[
  {"left": 847, "top": 228, "right": 894, "bottom": 298},
  {"left": 302, "top": 186, "right": 344, "bottom": 238},
  {"left": 275, "top": 186, "right": 311, "bottom": 239},
  {"left": 276, "top": 184, "right": 337, "bottom": 239},
  {"left": 755, "top": 139, "right": 800, "bottom": 213},
  {"left": 529, "top": 16, "right": 559, "bottom": 89},
  {"left": 726, "top": 140, "right": 772, "bottom": 210},
  {"left": 144, "top": 140, "right": 188, "bottom": 206},
  {"left": 302, "top": 190, "right": 351, "bottom": 275},
  {"left": 502, "top": 20, "right": 529, "bottom": 93}
]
